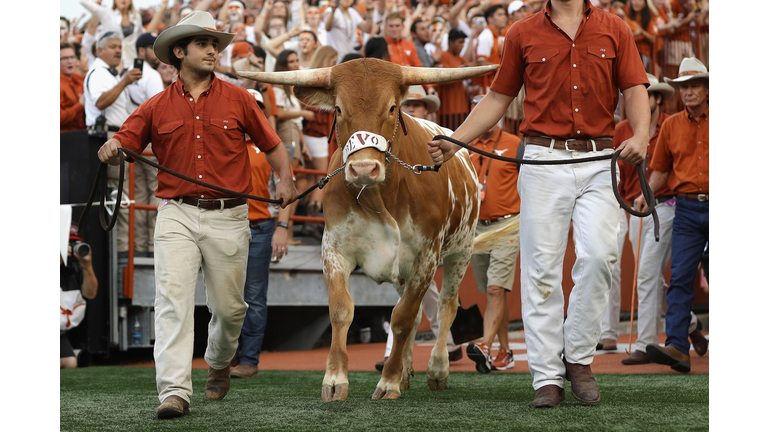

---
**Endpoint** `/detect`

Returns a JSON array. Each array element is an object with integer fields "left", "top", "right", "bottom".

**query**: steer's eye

[
  {"left": 335, "top": 106, "right": 342, "bottom": 116},
  {"left": 389, "top": 105, "right": 396, "bottom": 115}
]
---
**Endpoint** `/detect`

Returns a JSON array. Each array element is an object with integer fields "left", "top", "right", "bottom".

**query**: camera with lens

[
  {"left": 88, "top": 114, "right": 108, "bottom": 139},
  {"left": 73, "top": 241, "right": 91, "bottom": 257}
]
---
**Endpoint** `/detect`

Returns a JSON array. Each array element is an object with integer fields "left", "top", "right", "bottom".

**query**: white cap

[
  {"left": 247, "top": 89, "right": 265, "bottom": 107},
  {"left": 508, "top": 0, "right": 525, "bottom": 14}
]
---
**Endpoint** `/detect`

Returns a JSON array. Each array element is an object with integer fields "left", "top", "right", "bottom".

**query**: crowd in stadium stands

[{"left": 60, "top": 0, "right": 709, "bottom": 369}]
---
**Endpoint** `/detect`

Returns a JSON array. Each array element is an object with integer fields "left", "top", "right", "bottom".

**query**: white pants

[
  {"left": 384, "top": 279, "right": 457, "bottom": 356},
  {"left": 153, "top": 199, "right": 250, "bottom": 403},
  {"left": 518, "top": 146, "right": 619, "bottom": 390},
  {"left": 628, "top": 202, "right": 675, "bottom": 351},
  {"left": 600, "top": 211, "right": 629, "bottom": 341}
]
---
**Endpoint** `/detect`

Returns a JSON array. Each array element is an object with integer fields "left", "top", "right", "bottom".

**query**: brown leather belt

[
  {"left": 655, "top": 195, "right": 675, "bottom": 205},
  {"left": 524, "top": 135, "right": 614, "bottom": 151},
  {"left": 177, "top": 196, "right": 247, "bottom": 210},
  {"left": 249, "top": 218, "right": 273, "bottom": 229},
  {"left": 677, "top": 193, "right": 708, "bottom": 202},
  {"left": 479, "top": 213, "right": 516, "bottom": 226}
]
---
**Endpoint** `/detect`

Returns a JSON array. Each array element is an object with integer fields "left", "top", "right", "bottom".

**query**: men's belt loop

[
  {"left": 590, "top": 139, "right": 597, "bottom": 152},
  {"left": 548, "top": 138, "right": 555, "bottom": 153}
]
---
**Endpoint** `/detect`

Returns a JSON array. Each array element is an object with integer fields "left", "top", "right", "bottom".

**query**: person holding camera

[
  {"left": 61, "top": 225, "right": 98, "bottom": 369},
  {"left": 84, "top": 31, "right": 142, "bottom": 258}
]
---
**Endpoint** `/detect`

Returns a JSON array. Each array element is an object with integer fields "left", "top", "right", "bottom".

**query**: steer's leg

[
  {"left": 400, "top": 303, "right": 422, "bottom": 390},
  {"left": 373, "top": 273, "right": 431, "bottom": 400},
  {"left": 322, "top": 252, "right": 355, "bottom": 402},
  {"left": 427, "top": 250, "right": 471, "bottom": 391}
]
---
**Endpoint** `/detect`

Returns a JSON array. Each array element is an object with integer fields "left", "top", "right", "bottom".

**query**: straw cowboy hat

[
  {"left": 647, "top": 73, "right": 675, "bottom": 99},
  {"left": 154, "top": 11, "right": 236, "bottom": 65},
  {"left": 664, "top": 57, "right": 709, "bottom": 85},
  {"left": 403, "top": 85, "right": 441, "bottom": 114}
]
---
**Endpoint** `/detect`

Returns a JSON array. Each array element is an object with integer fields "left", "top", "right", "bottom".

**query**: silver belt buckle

[
  {"left": 564, "top": 139, "right": 574, "bottom": 151},
  {"left": 697, "top": 194, "right": 708, "bottom": 202}
]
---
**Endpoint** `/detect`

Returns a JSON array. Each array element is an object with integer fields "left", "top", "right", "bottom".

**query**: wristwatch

[{"left": 276, "top": 221, "right": 289, "bottom": 229}]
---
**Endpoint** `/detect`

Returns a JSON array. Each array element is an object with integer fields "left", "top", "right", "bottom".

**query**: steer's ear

[{"left": 294, "top": 87, "right": 334, "bottom": 110}]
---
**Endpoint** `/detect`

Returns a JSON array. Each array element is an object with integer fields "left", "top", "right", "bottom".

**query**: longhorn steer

[{"left": 240, "top": 59, "right": 498, "bottom": 401}]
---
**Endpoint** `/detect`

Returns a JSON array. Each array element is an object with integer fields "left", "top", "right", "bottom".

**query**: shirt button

[
  {"left": 575, "top": 108, "right": 579, "bottom": 112},
  {"left": 196, "top": 116, "right": 200, "bottom": 120},
  {"left": 189, "top": 98, "right": 193, "bottom": 101},
  {"left": 198, "top": 155, "right": 202, "bottom": 158},
  {"left": 197, "top": 135, "right": 201, "bottom": 139},
  {"left": 199, "top": 175, "right": 203, "bottom": 178},
  {"left": 572, "top": 43, "right": 575, "bottom": 47},
  {"left": 601, "top": 54, "right": 605, "bottom": 58},
  {"left": 574, "top": 86, "right": 578, "bottom": 89},
  {"left": 224, "top": 126, "right": 228, "bottom": 129},
  {"left": 573, "top": 64, "right": 577, "bottom": 67},
  {"left": 201, "top": 195, "right": 205, "bottom": 198},
  {"left": 577, "top": 130, "right": 581, "bottom": 134},
  {"left": 542, "top": 57, "right": 546, "bottom": 61}
]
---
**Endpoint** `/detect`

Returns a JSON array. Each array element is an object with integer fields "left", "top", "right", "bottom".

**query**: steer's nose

[{"left": 347, "top": 161, "right": 382, "bottom": 185}]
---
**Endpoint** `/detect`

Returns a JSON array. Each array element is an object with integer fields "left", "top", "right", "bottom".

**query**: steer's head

[{"left": 238, "top": 58, "right": 498, "bottom": 188}]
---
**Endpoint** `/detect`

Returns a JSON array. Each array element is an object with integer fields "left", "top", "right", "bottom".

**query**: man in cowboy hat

[
  {"left": 97, "top": 11, "right": 298, "bottom": 419},
  {"left": 635, "top": 57, "right": 709, "bottom": 373},
  {"left": 601, "top": 72, "right": 698, "bottom": 365},
  {"left": 400, "top": 85, "right": 440, "bottom": 120}
]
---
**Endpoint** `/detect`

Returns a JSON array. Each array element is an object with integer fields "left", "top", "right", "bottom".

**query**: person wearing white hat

[
  {"left": 598, "top": 73, "right": 678, "bottom": 364},
  {"left": 401, "top": 85, "right": 441, "bottom": 119},
  {"left": 97, "top": 11, "right": 299, "bottom": 419},
  {"left": 507, "top": 0, "right": 528, "bottom": 21},
  {"left": 639, "top": 57, "right": 709, "bottom": 373}
]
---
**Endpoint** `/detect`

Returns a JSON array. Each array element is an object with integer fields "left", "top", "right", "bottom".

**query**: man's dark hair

[
  {"left": 167, "top": 35, "right": 195, "bottom": 71},
  {"left": 484, "top": 4, "right": 504, "bottom": 21},
  {"left": 60, "top": 41, "right": 75, "bottom": 52},
  {"left": 341, "top": 52, "right": 363, "bottom": 63},
  {"left": 448, "top": 28, "right": 467, "bottom": 42},
  {"left": 252, "top": 45, "right": 267, "bottom": 61},
  {"left": 410, "top": 18, "right": 423, "bottom": 34},
  {"left": 364, "top": 37, "right": 388, "bottom": 59}
]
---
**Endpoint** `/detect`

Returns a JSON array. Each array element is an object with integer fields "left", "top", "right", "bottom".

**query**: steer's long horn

[
  {"left": 401, "top": 64, "right": 500, "bottom": 86},
  {"left": 237, "top": 67, "right": 333, "bottom": 87}
]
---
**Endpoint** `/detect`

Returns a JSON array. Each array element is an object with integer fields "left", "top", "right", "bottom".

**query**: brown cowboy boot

[{"left": 204, "top": 366, "right": 231, "bottom": 400}]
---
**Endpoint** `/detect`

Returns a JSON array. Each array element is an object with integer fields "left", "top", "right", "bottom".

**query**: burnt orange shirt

[
  {"left": 649, "top": 108, "right": 709, "bottom": 194},
  {"left": 60, "top": 73, "right": 86, "bottom": 132},
  {"left": 625, "top": 11, "right": 658, "bottom": 57},
  {"left": 384, "top": 36, "right": 423, "bottom": 67},
  {"left": 437, "top": 51, "right": 470, "bottom": 117},
  {"left": 469, "top": 128, "right": 522, "bottom": 219},
  {"left": 615, "top": 112, "right": 673, "bottom": 204},
  {"left": 490, "top": 0, "right": 648, "bottom": 139},
  {"left": 247, "top": 143, "right": 277, "bottom": 221},
  {"left": 113, "top": 74, "right": 280, "bottom": 199}
]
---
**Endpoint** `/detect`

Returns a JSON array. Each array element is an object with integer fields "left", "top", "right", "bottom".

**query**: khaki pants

[{"left": 152, "top": 199, "right": 250, "bottom": 403}]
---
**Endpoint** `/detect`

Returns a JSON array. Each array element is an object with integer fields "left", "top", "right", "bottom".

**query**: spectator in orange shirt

[
  {"left": 640, "top": 58, "right": 709, "bottom": 373},
  {"left": 472, "top": 4, "right": 507, "bottom": 94},
  {"left": 626, "top": 0, "right": 659, "bottom": 72},
  {"left": 61, "top": 42, "right": 86, "bottom": 132},
  {"left": 231, "top": 90, "right": 293, "bottom": 380},
  {"left": 383, "top": 12, "right": 422, "bottom": 67},
  {"left": 435, "top": 29, "right": 470, "bottom": 131},
  {"left": 465, "top": 93, "right": 523, "bottom": 374}
]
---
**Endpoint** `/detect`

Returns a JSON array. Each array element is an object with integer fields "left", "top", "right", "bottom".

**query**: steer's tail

[{"left": 472, "top": 218, "right": 520, "bottom": 254}]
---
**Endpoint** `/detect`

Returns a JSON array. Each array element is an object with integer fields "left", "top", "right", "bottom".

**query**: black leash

[
  {"left": 429, "top": 135, "right": 660, "bottom": 241},
  {"left": 77, "top": 148, "right": 345, "bottom": 234}
]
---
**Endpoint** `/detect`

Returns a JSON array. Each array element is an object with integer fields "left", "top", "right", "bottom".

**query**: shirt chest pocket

[
  {"left": 209, "top": 118, "right": 244, "bottom": 153},
  {"left": 155, "top": 119, "right": 185, "bottom": 151},
  {"left": 526, "top": 48, "right": 560, "bottom": 91},
  {"left": 586, "top": 45, "right": 616, "bottom": 83}
]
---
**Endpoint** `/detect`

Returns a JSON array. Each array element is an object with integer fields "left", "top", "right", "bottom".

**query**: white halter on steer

[{"left": 342, "top": 131, "right": 389, "bottom": 163}]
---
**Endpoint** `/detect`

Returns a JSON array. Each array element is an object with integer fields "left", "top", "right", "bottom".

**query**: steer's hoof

[
  {"left": 321, "top": 383, "right": 349, "bottom": 402},
  {"left": 427, "top": 376, "right": 448, "bottom": 391},
  {"left": 372, "top": 386, "right": 401, "bottom": 400}
]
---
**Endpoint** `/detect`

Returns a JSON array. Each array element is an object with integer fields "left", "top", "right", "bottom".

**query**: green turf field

[{"left": 60, "top": 367, "right": 708, "bottom": 431}]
